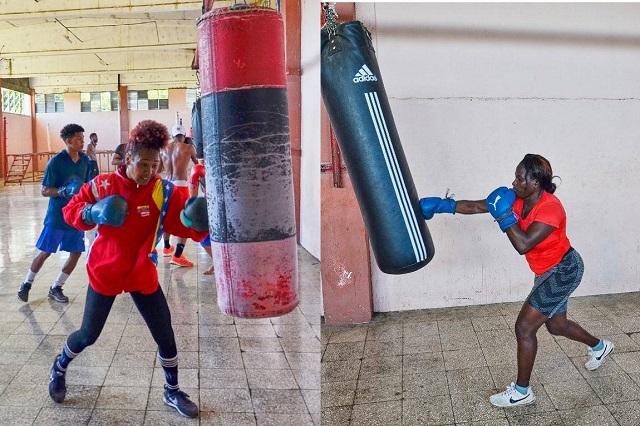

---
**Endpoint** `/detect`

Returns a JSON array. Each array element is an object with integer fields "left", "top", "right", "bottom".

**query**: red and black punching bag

[
  {"left": 321, "top": 21, "right": 435, "bottom": 274},
  {"left": 197, "top": 6, "right": 298, "bottom": 318}
]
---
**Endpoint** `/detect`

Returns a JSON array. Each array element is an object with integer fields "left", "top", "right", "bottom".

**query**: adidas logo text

[{"left": 353, "top": 64, "right": 378, "bottom": 83}]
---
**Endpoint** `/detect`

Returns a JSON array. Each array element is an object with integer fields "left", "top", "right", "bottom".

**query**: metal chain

[{"left": 322, "top": 3, "right": 338, "bottom": 37}]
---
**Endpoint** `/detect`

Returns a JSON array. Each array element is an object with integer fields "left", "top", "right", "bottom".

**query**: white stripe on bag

[{"left": 364, "top": 91, "right": 427, "bottom": 263}]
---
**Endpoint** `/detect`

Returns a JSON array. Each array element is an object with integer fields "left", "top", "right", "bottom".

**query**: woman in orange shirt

[{"left": 421, "top": 154, "right": 613, "bottom": 408}]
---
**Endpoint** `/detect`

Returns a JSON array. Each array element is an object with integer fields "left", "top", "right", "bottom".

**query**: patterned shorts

[{"left": 526, "top": 247, "right": 584, "bottom": 318}]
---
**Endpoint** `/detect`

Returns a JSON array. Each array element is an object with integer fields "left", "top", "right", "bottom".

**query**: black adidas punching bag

[{"left": 321, "top": 21, "right": 435, "bottom": 274}]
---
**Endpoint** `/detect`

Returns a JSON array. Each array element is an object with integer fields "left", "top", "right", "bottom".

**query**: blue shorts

[
  {"left": 200, "top": 234, "right": 211, "bottom": 247},
  {"left": 526, "top": 247, "right": 583, "bottom": 318},
  {"left": 36, "top": 226, "right": 85, "bottom": 253}
]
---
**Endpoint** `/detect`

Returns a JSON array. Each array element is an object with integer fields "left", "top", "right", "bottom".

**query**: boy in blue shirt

[{"left": 18, "top": 123, "right": 90, "bottom": 303}]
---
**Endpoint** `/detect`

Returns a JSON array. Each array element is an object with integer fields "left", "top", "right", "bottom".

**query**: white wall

[
  {"left": 299, "top": 0, "right": 321, "bottom": 259},
  {"left": 355, "top": 3, "right": 640, "bottom": 311}
]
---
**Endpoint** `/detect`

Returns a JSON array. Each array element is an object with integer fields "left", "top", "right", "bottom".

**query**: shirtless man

[
  {"left": 86, "top": 133, "right": 99, "bottom": 179},
  {"left": 159, "top": 124, "right": 198, "bottom": 267}
]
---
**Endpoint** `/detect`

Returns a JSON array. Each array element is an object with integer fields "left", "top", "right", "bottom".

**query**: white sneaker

[
  {"left": 489, "top": 382, "right": 536, "bottom": 407},
  {"left": 585, "top": 339, "right": 614, "bottom": 371}
]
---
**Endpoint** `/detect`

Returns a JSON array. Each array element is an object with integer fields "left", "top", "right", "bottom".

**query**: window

[
  {"left": 35, "top": 93, "right": 64, "bottom": 113},
  {"left": 81, "top": 91, "right": 119, "bottom": 112},
  {"left": 128, "top": 89, "right": 169, "bottom": 110},
  {"left": 1, "top": 88, "right": 30, "bottom": 116},
  {"left": 186, "top": 88, "right": 200, "bottom": 108}
]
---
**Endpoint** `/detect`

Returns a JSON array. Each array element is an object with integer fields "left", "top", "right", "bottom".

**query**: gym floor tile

[
  {"left": 558, "top": 404, "right": 619, "bottom": 426},
  {"left": 198, "top": 411, "right": 257, "bottom": 426},
  {"left": 86, "top": 408, "right": 145, "bottom": 426},
  {"left": 32, "top": 407, "right": 93, "bottom": 426},
  {"left": 245, "top": 368, "right": 299, "bottom": 390},
  {"left": 199, "top": 368, "right": 248, "bottom": 389},
  {"left": 255, "top": 412, "right": 315, "bottom": 426},
  {"left": 198, "top": 388, "right": 252, "bottom": 413},
  {"left": 402, "top": 395, "right": 455, "bottom": 425},
  {"left": 95, "top": 386, "right": 150, "bottom": 411},
  {"left": 321, "top": 380, "right": 356, "bottom": 409},
  {"left": 250, "top": 388, "right": 309, "bottom": 414},
  {"left": 349, "top": 400, "right": 402, "bottom": 426},
  {"left": 354, "top": 375, "right": 402, "bottom": 405}
]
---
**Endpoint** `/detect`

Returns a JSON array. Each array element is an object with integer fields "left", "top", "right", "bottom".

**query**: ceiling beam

[
  {"left": 1, "top": 50, "right": 195, "bottom": 77},
  {"left": 0, "top": 18, "right": 196, "bottom": 57},
  {"left": 0, "top": 0, "right": 208, "bottom": 20},
  {"left": 30, "top": 69, "right": 198, "bottom": 93}
]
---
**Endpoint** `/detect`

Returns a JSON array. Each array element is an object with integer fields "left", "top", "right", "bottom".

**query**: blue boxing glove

[
  {"left": 180, "top": 197, "right": 208, "bottom": 232},
  {"left": 486, "top": 186, "right": 518, "bottom": 232},
  {"left": 58, "top": 180, "right": 82, "bottom": 198},
  {"left": 81, "top": 195, "right": 128, "bottom": 226},
  {"left": 420, "top": 197, "right": 456, "bottom": 220}
]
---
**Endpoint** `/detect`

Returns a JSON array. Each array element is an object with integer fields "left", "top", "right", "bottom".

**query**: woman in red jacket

[{"left": 51, "top": 120, "right": 208, "bottom": 418}]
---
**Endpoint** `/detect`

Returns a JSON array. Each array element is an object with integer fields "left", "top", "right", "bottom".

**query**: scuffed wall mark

[
  {"left": 332, "top": 260, "right": 353, "bottom": 288},
  {"left": 338, "top": 269, "right": 353, "bottom": 287}
]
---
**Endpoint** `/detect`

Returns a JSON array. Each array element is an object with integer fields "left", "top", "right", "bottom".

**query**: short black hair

[
  {"left": 60, "top": 124, "right": 85, "bottom": 142},
  {"left": 520, "top": 154, "right": 556, "bottom": 194},
  {"left": 89, "top": 133, "right": 97, "bottom": 139}
]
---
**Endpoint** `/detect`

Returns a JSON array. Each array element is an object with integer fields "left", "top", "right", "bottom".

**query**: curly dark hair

[
  {"left": 520, "top": 154, "right": 557, "bottom": 194},
  {"left": 127, "top": 120, "right": 170, "bottom": 156},
  {"left": 60, "top": 124, "right": 85, "bottom": 142}
]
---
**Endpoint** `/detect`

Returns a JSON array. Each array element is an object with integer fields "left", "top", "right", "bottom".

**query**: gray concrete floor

[
  {"left": 322, "top": 292, "right": 640, "bottom": 425},
  {"left": 0, "top": 183, "right": 320, "bottom": 425}
]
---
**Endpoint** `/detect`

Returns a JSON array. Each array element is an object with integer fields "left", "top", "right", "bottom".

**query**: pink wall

[{"left": 4, "top": 112, "right": 32, "bottom": 154}]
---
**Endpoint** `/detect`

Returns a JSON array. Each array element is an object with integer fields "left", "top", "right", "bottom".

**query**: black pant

[{"left": 67, "top": 285, "right": 177, "bottom": 359}]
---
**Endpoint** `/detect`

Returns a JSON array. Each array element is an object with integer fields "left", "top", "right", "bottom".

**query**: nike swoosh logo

[
  {"left": 509, "top": 394, "right": 529, "bottom": 404},
  {"left": 596, "top": 344, "right": 609, "bottom": 360}
]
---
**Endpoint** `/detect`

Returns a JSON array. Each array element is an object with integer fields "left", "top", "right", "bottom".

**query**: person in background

[
  {"left": 86, "top": 132, "right": 99, "bottom": 179},
  {"left": 18, "top": 123, "right": 90, "bottom": 304},
  {"left": 158, "top": 124, "right": 198, "bottom": 267}
]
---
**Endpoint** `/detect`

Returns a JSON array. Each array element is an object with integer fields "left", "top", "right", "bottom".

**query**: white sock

[
  {"left": 25, "top": 269, "right": 37, "bottom": 283},
  {"left": 53, "top": 272, "right": 70, "bottom": 288}
]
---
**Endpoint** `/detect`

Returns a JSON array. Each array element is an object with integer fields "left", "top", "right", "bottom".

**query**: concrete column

[
  {"left": 320, "top": 2, "right": 373, "bottom": 325},
  {"left": 283, "top": 0, "right": 302, "bottom": 241},
  {"left": 0, "top": 78, "right": 5, "bottom": 178},
  {"left": 118, "top": 85, "right": 129, "bottom": 144},
  {"left": 30, "top": 89, "right": 38, "bottom": 171}
]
